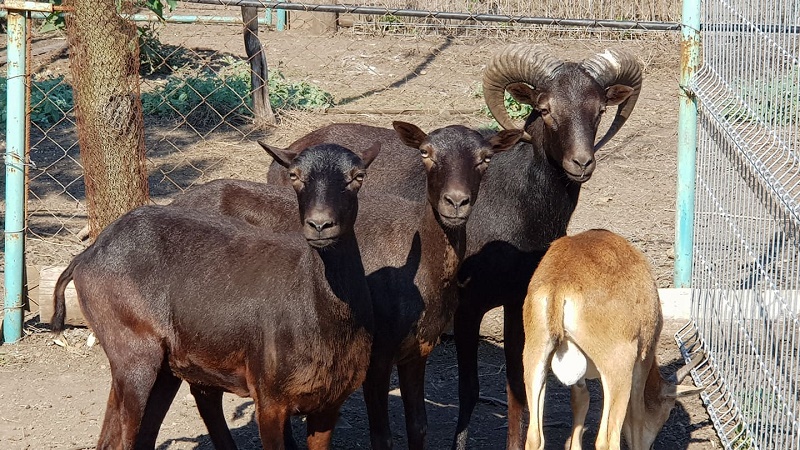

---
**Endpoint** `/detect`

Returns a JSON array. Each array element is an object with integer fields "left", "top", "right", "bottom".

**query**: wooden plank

[
  {"left": 38, "top": 266, "right": 87, "bottom": 327},
  {"left": 290, "top": 0, "right": 338, "bottom": 34},
  {"left": 25, "top": 265, "right": 40, "bottom": 313}
]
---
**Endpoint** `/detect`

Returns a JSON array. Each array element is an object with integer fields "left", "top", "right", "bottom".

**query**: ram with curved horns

[
  {"left": 449, "top": 44, "right": 643, "bottom": 450},
  {"left": 265, "top": 44, "right": 643, "bottom": 450}
]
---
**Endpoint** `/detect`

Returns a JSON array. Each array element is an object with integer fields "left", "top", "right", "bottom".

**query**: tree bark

[{"left": 66, "top": 0, "right": 149, "bottom": 239}]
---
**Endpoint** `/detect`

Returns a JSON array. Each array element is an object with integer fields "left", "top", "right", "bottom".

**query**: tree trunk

[
  {"left": 66, "top": 0, "right": 149, "bottom": 240},
  {"left": 242, "top": 6, "right": 276, "bottom": 127}
]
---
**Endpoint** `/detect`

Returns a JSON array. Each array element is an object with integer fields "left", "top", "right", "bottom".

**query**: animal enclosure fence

[
  {"left": 1, "top": 0, "right": 797, "bottom": 448},
  {"left": 675, "top": 0, "right": 800, "bottom": 449},
  {"left": 1, "top": 0, "right": 683, "bottom": 329}
]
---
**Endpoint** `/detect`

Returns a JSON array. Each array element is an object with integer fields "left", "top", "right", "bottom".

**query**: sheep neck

[
  {"left": 421, "top": 202, "right": 466, "bottom": 297},
  {"left": 315, "top": 233, "right": 374, "bottom": 334}
]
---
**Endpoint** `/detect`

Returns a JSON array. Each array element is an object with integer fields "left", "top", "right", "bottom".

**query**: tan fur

[{"left": 522, "top": 229, "right": 701, "bottom": 450}]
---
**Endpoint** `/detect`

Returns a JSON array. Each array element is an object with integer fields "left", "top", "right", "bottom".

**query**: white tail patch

[{"left": 551, "top": 339, "right": 587, "bottom": 386}]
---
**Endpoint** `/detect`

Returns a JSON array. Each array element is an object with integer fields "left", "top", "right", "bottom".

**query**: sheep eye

[
  {"left": 483, "top": 156, "right": 492, "bottom": 164},
  {"left": 539, "top": 108, "right": 550, "bottom": 116},
  {"left": 288, "top": 172, "right": 299, "bottom": 181},
  {"left": 420, "top": 149, "right": 430, "bottom": 158},
  {"left": 354, "top": 172, "right": 366, "bottom": 183}
]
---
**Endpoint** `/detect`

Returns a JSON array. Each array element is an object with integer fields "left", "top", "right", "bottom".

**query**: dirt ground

[{"left": 2, "top": 17, "right": 720, "bottom": 450}]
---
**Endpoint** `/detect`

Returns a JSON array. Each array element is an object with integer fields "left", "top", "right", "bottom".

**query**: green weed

[
  {"left": 1, "top": 61, "right": 333, "bottom": 133},
  {"left": 138, "top": 24, "right": 190, "bottom": 76},
  {"left": 0, "top": 75, "right": 74, "bottom": 133},
  {"left": 722, "top": 68, "right": 800, "bottom": 125},
  {"left": 141, "top": 60, "right": 334, "bottom": 125},
  {"left": 474, "top": 84, "right": 534, "bottom": 130}
]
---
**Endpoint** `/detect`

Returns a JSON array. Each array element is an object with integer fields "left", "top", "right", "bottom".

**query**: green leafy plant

[
  {"left": 141, "top": 61, "right": 334, "bottom": 125},
  {"left": 40, "top": 0, "right": 65, "bottom": 33},
  {"left": 138, "top": 23, "right": 189, "bottom": 76},
  {"left": 474, "top": 84, "right": 534, "bottom": 130},
  {"left": 141, "top": 66, "right": 252, "bottom": 124},
  {"left": 268, "top": 71, "right": 335, "bottom": 111},
  {"left": 0, "top": 75, "right": 74, "bottom": 133},
  {"left": 722, "top": 69, "right": 799, "bottom": 125},
  {"left": 135, "top": 0, "right": 177, "bottom": 21},
  {"left": 39, "top": 0, "right": 176, "bottom": 33}
]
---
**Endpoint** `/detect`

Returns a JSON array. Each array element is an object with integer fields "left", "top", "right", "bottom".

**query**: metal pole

[
  {"left": 183, "top": 0, "right": 683, "bottom": 31},
  {"left": 276, "top": 0, "right": 287, "bottom": 31},
  {"left": 674, "top": 0, "right": 701, "bottom": 288},
  {"left": 4, "top": 10, "right": 28, "bottom": 344}
]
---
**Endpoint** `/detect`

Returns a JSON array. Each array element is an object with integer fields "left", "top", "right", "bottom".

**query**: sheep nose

[
  {"left": 572, "top": 156, "right": 594, "bottom": 171},
  {"left": 306, "top": 218, "right": 334, "bottom": 232},
  {"left": 444, "top": 193, "right": 470, "bottom": 209}
]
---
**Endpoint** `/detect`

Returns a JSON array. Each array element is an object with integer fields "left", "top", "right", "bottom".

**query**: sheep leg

[
  {"left": 306, "top": 407, "right": 341, "bottom": 450},
  {"left": 134, "top": 366, "right": 183, "bottom": 448},
  {"left": 363, "top": 356, "right": 395, "bottom": 449},
  {"left": 595, "top": 347, "right": 635, "bottom": 450},
  {"left": 96, "top": 335, "right": 164, "bottom": 449},
  {"left": 284, "top": 417, "right": 300, "bottom": 450},
  {"left": 504, "top": 300, "right": 528, "bottom": 450},
  {"left": 398, "top": 356, "right": 429, "bottom": 450},
  {"left": 522, "top": 335, "right": 553, "bottom": 450},
  {"left": 566, "top": 381, "right": 589, "bottom": 450},
  {"left": 451, "top": 303, "right": 486, "bottom": 450},
  {"left": 252, "top": 396, "right": 287, "bottom": 450},
  {"left": 191, "top": 384, "right": 237, "bottom": 450},
  {"left": 96, "top": 384, "right": 122, "bottom": 449}
]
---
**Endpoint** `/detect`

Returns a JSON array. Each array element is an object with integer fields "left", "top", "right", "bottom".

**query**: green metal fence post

[
  {"left": 276, "top": 0, "right": 287, "bottom": 31},
  {"left": 4, "top": 9, "right": 28, "bottom": 344},
  {"left": 674, "top": 0, "right": 701, "bottom": 288}
]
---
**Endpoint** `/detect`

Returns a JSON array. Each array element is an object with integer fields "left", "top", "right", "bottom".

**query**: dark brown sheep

[
  {"left": 51, "top": 143, "right": 380, "bottom": 450},
  {"left": 173, "top": 121, "right": 522, "bottom": 449},
  {"left": 266, "top": 45, "right": 643, "bottom": 450}
]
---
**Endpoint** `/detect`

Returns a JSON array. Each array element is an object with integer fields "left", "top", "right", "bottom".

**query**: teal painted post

[
  {"left": 4, "top": 11, "right": 28, "bottom": 344},
  {"left": 675, "top": 0, "right": 701, "bottom": 288},
  {"left": 276, "top": 0, "right": 287, "bottom": 31}
]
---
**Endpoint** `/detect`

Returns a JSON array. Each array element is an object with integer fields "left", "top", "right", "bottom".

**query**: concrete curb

[{"left": 478, "top": 288, "right": 692, "bottom": 341}]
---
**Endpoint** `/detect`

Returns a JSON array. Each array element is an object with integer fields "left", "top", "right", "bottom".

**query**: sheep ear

[
  {"left": 259, "top": 141, "right": 295, "bottom": 168},
  {"left": 606, "top": 84, "right": 634, "bottom": 106},
  {"left": 506, "top": 82, "right": 538, "bottom": 105},
  {"left": 360, "top": 143, "right": 381, "bottom": 169},
  {"left": 488, "top": 129, "right": 523, "bottom": 153},
  {"left": 392, "top": 121, "right": 428, "bottom": 149}
]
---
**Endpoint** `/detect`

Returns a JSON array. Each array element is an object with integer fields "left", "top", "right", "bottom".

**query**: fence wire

[
  {"left": 676, "top": 0, "right": 800, "bottom": 449},
  {"left": 7, "top": 1, "right": 798, "bottom": 447},
  {"left": 4, "top": 0, "right": 682, "bottom": 291}
]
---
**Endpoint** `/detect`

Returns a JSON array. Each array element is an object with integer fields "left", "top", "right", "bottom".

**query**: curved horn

[
  {"left": 580, "top": 48, "right": 643, "bottom": 150},
  {"left": 673, "top": 353, "right": 704, "bottom": 384},
  {"left": 483, "top": 44, "right": 563, "bottom": 140}
]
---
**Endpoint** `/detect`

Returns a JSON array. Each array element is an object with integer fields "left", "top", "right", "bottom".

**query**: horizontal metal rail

[{"left": 184, "top": 0, "right": 682, "bottom": 31}]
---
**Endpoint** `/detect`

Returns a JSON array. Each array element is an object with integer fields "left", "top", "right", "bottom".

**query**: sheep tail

[
  {"left": 51, "top": 259, "right": 78, "bottom": 334},
  {"left": 545, "top": 284, "right": 568, "bottom": 342}
]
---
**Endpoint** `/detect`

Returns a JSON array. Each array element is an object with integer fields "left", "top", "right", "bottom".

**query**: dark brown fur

[
  {"left": 266, "top": 68, "right": 637, "bottom": 450},
  {"left": 51, "top": 144, "right": 378, "bottom": 450},
  {"left": 175, "top": 121, "right": 522, "bottom": 449}
]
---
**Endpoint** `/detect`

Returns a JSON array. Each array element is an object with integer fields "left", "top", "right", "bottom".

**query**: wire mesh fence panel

[
  {"left": 339, "top": 0, "right": 681, "bottom": 33},
  {"left": 676, "top": 0, "right": 800, "bottom": 449},
  {"left": 11, "top": 0, "right": 683, "bottom": 274}
]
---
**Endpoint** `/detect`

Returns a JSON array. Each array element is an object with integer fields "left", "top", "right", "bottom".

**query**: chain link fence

[
  {"left": 3, "top": 0, "right": 682, "bottom": 302},
  {"left": 675, "top": 0, "right": 800, "bottom": 449},
  {"left": 7, "top": 0, "right": 799, "bottom": 447}
]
